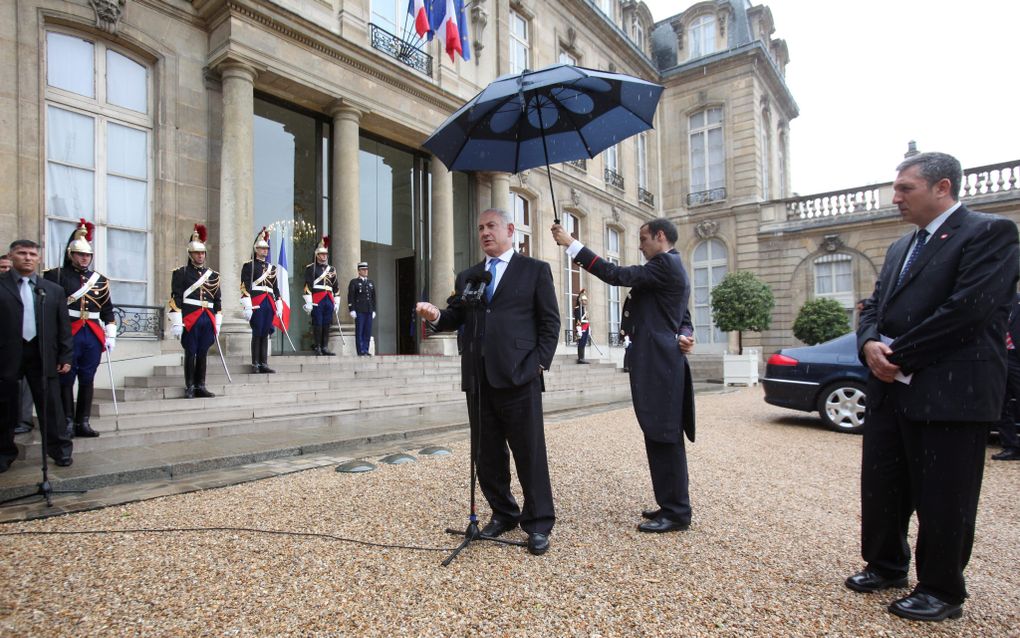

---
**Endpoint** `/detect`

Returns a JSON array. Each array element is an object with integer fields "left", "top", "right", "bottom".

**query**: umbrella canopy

[{"left": 424, "top": 64, "right": 663, "bottom": 174}]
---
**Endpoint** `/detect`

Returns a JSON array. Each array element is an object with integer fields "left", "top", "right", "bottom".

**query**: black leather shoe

[
  {"left": 259, "top": 365, "right": 276, "bottom": 374},
  {"left": 0, "top": 461, "right": 10, "bottom": 473},
  {"left": 321, "top": 349, "right": 335, "bottom": 356},
  {"left": 576, "top": 359, "right": 589, "bottom": 364},
  {"left": 184, "top": 386, "right": 196, "bottom": 399},
  {"left": 14, "top": 423, "right": 32, "bottom": 435},
  {"left": 73, "top": 421, "right": 100, "bottom": 438},
  {"left": 888, "top": 592, "right": 963, "bottom": 621},
  {"left": 641, "top": 509, "right": 661, "bottom": 520},
  {"left": 193, "top": 386, "right": 215, "bottom": 398},
  {"left": 638, "top": 516, "right": 690, "bottom": 533},
  {"left": 53, "top": 457, "right": 73, "bottom": 467},
  {"left": 992, "top": 448, "right": 1020, "bottom": 461},
  {"left": 527, "top": 533, "right": 550, "bottom": 556},
  {"left": 844, "top": 569, "right": 909, "bottom": 593},
  {"left": 479, "top": 519, "right": 518, "bottom": 538}
]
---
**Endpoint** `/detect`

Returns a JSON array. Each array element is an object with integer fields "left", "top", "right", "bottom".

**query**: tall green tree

[
  {"left": 710, "top": 271, "right": 774, "bottom": 354},
  {"left": 792, "top": 298, "right": 851, "bottom": 345}
]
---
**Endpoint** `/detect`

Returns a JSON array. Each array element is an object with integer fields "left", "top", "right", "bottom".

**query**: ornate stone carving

[
  {"left": 471, "top": 1, "right": 488, "bottom": 58},
  {"left": 518, "top": 170, "right": 530, "bottom": 188},
  {"left": 611, "top": 207, "right": 621, "bottom": 223},
  {"left": 821, "top": 234, "right": 844, "bottom": 252},
  {"left": 90, "top": 0, "right": 126, "bottom": 34},
  {"left": 566, "top": 27, "right": 577, "bottom": 49},
  {"left": 695, "top": 219, "right": 719, "bottom": 239},
  {"left": 671, "top": 19, "right": 684, "bottom": 51},
  {"left": 571, "top": 187, "right": 581, "bottom": 206}
]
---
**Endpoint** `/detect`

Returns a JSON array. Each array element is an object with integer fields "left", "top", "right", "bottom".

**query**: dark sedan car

[{"left": 763, "top": 333, "right": 869, "bottom": 434}]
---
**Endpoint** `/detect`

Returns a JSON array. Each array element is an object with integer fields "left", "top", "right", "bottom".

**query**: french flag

[
  {"left": 272, "top": 234, "right": 291, "bottom": 331},
  {"left": 431, "top": 0, "right": 464, "bottom": 62},
  {"left": 407, "top": 0, "right": 430, "bottom": 38}
]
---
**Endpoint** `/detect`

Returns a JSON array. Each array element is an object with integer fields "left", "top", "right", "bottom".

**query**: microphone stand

[
  {"left": 443, "top": 274, "right": 525, "bottom": 566},
  {"left": 2, "top": 285, "right": 86, "bottom": 508}
]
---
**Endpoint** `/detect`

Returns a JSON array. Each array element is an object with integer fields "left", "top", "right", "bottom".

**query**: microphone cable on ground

[{"left": 0, "top": 526, "right": 461, "bottom": 553}]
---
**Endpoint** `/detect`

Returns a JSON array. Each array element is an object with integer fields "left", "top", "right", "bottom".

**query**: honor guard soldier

[
  {"left": 303, "top": 236, "right": 340, "bottom": 356},
  {"left": 573, "top": 288, "right": 591, "bottom": 364},
  {"left": 241, "top": 228, "right": 283, "bottom": 373},
  {"left": 43, "top": 219, "right": 116, "bottom": 437},
  {"left": 347, "top": 261, "right": 376, "bottom": 356},
  {"left": 168, "top": 224, "right": 223, "bottom": 398}
]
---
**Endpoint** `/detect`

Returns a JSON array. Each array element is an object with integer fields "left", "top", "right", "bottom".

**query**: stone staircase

[{"left": 16, "top": 353, "right": 632, "bottom": 459}]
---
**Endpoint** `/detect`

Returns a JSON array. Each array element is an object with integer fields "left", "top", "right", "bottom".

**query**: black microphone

[
  {"left": 461, "top": 271, "right": 493, "bottom": 305},
  {"left": 34, "top": 285, "right": 46, "bottom": 299}
]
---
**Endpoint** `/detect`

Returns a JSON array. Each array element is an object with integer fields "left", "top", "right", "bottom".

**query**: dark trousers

[
  {"left": 997, "top": 353, "right": 1020, "bottom": 451},
  {"left": 466, "top": 371, "right": 555, "bottom": 535},
  {"left": 861, "top": 387, "right": 986, "bottom": 605},
  {"left": 644, "top": 437, "right": 691, "bottom": 523},
  {"left": 355, "top": 312, "right": 373, "bottom": 354},
  {"left": 18, "top": 379, "right": 34, "bottom": 428},
  {"left": 0, "top": 339, "right": 72, "bottom": 466}
]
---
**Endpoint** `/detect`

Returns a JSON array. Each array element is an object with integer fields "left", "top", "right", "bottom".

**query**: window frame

[
  {"left": 814, "top": 253, "right": 855, "bottom": 321},
  {"left": 509, "top": 10, "right": 530, "bottom": 75},
  {"left": 510, "top": 191, "right": 532, "bottom": 257},
  {"left": 689, "top": 106, "right": 725, "bottom": 196},
  {"left": 605, "top": 226, "right": 621, "bottom": 336},
  {"left": 692, "top": 238, "right": 728, "bottom": 348},
  {"left": 688, "top": 14, "right": 717, "bottom": 59},
  {"left": 563, "top": 212, "right": 584, "bottom": 322}
]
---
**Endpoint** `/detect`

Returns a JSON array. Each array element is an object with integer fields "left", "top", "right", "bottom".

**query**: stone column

[
  {"left": 430, "top": 157, "right": 455, "bottom": 299},
  {"left": 490, "top": 172, "right": 511, "bottom": 214},
  {"left": 217, "top": 62, "right": 257, "bottom": 347},
  {"left": 330, "top": 101, "right": 364, "bottom": 294}
]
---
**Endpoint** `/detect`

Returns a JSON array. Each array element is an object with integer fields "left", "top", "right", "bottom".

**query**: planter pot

[{"left": 723, "top": 349, "right": 759, "bottom": 386}]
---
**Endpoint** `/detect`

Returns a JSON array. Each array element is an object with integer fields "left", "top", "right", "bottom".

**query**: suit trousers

[
  {"left": 861, "top": 384, "right": 986, "bottom": 605},
  {"left": 996, "top": 353, "right": 1020, "bottom": 451},
  {"left": 644, "top": 437, "right": 692, "bottom": 523},
  {"left": 466, "top": 369, "right": 555, "bottom": 535},
  {"left": 1, "top": 339, "right": 73, "bottom": 466}
]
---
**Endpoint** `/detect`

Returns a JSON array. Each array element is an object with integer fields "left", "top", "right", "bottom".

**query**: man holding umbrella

[
  {"left": 552, "top": 218, "right": 696, "bottom": 533},
  {"left": 43, "top": 219, "right": 116, "bottom": 438}
]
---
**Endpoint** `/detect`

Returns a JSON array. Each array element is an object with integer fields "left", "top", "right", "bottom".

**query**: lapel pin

[{"left": 940, "top": 233, "right": 949, "bottom": 240}]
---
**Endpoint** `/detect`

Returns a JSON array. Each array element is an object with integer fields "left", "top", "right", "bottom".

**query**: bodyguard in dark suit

[
  {"left": 992, "top": 293, "right": 1020, "bottom": 460},
  {"left": 552, "top": 218, "right": 695, "bottom": 533},
  {"left": 849, "top": 152, "right": 1020, "bottom": 621},
  {"left": 0, "top": 240, "right": 74, "bottom": 472},
  {"left": 416, "top": 209, "right": 560, "bottom": 556}
]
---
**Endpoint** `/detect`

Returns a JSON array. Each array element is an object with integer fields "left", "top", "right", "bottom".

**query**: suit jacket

[
  {"left": 574, "top": 246, "right": 695, "bottom": 443},
  {"left": 857, "top": 205, "right": 1020, "bottom": 422},
  {"left": 0, "top": 270, "right": 73, "bottom": 381},
  {"left": 434, "top": 253, "right": 559, "bottom": 391}
]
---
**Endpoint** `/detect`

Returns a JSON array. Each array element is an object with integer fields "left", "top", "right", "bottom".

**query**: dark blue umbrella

[{"left": 423, "top": 63, "right": 663, "bottom": 222}]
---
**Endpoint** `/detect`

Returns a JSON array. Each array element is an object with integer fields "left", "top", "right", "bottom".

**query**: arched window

[
  {"left": 606, "top": 227, "right": 621, "bottom": 337},
  {"left": 814, "top": 253, "right": 854, "bottom": 321},
  {"left": 45, "top": 30, "right": 153, "bottom": 305},
  {"left": 563, "top": 213, "right": 584, "bottom": 323},
  {"left": 693, "top": 238, "right": 728, "bottom": 346},
  {"left": 689, "top": 14, "right": 716, "bottom": 59}
]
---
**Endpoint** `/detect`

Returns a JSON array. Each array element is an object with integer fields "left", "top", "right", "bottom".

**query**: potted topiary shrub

[
  {"left": 710, "top": 271, "right": 774, "bottom": 385},
  {"left": 792, "top": 298, "right": 851, "bottom": 345}
]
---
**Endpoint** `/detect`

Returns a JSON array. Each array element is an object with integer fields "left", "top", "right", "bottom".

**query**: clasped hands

[{"left": 862, "top": 340, "right": 901, "bottom": 383}]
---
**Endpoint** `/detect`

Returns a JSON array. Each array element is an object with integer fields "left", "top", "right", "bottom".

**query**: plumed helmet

[
  {"left": 66, "top": 218, "right": 95, "bottom": 256},
  {"left": 187, "top": 224, "right": 208, "bottom": 253},
  {"left": 578, "top": 288, "right": 588, "bottom": 304},
  {"left": 253, "top": 227, "right": 270, "bottom": 250},
  {"left": 315, "top": 235, "right": 330, "bottom": 255}
]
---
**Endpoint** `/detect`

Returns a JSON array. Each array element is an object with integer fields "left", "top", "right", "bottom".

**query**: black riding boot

[
  {"left": 259, "top": 336, "right": 275, "bottom": 373},
  {"left": 319, "top": 324, "right": 335, "bottom": 356},
  {"left": 60, "top": 383, "right": 75, "bottom": 438},
  {"left": 577, "top": 343, "right": 589, "bottom": 364},
  {"left": 74, "top": 381, "right": 100, "bottom": 437},
  {"left": 184, "top": 353, "right": 197, "bottom": 398},
  {"left": 193, "top": 354, "right": 216, "bottom": 398},
  {"left": 251, "top": 337, "right": 261, "bottom": 374},
  {"left": 311, "top": 325, "right": 322, "bottom": 355}
]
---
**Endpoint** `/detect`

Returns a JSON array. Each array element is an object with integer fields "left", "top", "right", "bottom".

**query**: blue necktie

[
  {"left": 896, "top": 229, "right": 929, "bottom": 288},
  {"left": 485, "top": 259, "right": 499, "bottom": 303}
]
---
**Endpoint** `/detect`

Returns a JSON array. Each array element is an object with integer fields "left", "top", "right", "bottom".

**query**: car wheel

[{"left": 817, "top": 381, "right": 866, "bottom": 434}]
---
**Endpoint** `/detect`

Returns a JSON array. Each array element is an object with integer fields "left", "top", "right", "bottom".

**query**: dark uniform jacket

[
  {"left": 43, "top": 265, "right": 115, "bottom": 343},
  {"left": 170, "top": 263, "right": 222, "bottom": 321},
  {"left": 347, "top": 277, "right": 376, "bottom": 314},
  {"left": 304, "top": 263, "right": 340, "bottom": 299},
  {"left": 240, "top": 259, "right": 281, "bottom": 305},
  {"left": 858, "top": 205, "right": 1020, "bottom": 422},
  {"left": 574, "top": 246, "right": 695, "bottom": 443}
]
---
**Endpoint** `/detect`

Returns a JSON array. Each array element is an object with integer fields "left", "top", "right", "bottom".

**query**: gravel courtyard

[{"left": 1, "top": 386, "right": 1017, "bottom": 637}]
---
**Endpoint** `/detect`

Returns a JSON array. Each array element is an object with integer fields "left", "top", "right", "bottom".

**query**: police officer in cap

[
  {"left": 168, "top": 225, "right": 222, "bottom": 398},
  {"left": 348, "top": 261, "right": 376, "bottom": 356},
  {"left": 303, "top": 236, "right": 340, "bottom": 356},
  {"left": 240, "top": 228, "right": 283, "bottom": 373},
  {"left": 44, "top": 219, "right": 116, "bottom": 437}
]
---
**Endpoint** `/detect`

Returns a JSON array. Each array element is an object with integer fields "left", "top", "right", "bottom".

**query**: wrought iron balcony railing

[
  {"left": 687, "top": 187, "right": 727, "bottom": 206},
  {"left": 370, "top": 23, "right": 433, "bottom": 76},
  {"left": 638, "top": 187, "right": 655, "bottom": 207},
  {"left": 604, "top": 167, "right": 624, "bottom": 190},
  {"left": 565, "top": 158, "right": 587, "bottom": 172},
  {"left": 113, "top": 304, "right": 165, "bottom": 340}
]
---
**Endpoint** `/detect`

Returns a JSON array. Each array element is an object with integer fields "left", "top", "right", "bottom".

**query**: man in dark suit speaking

[
  {"left": 848, "top": 152, "right": 1019, "bottom": 621},
  {"left": 416, "top": 208, "right": 559, "bottom": 556},
  {"left": 552, "top": 218, "right": 695, "bottom": 533},
  {"left": 0, "top": 239, "right": 74, "bottom": 472}
]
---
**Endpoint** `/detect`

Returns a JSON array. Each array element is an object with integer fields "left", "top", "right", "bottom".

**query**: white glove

[
  {"left": 169, "top": 311, "right": 183, "bottom": 339},
  {"left": 303, "top": 294, "right": 313, "bottom": 315},
  {"left": 215, "top": 313, "right": 223, "bottom": 333},
  {"left": 276, "top": 302, "right": 284, "bottom": 319},
  {"left": 575, "top": 325, "right": 583, "bottom": 337},
  {"left": 105, "top": 323, "right": 118, "bottom": 352},
  {"left": 372, "top": 312, "right": 376, "bottom": 319},
  {"left": 241, "top": 297, "right": 253, "bottom": 321},
  {"left": 350, "top": 311, "right": 356, "bottom": 319}
]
